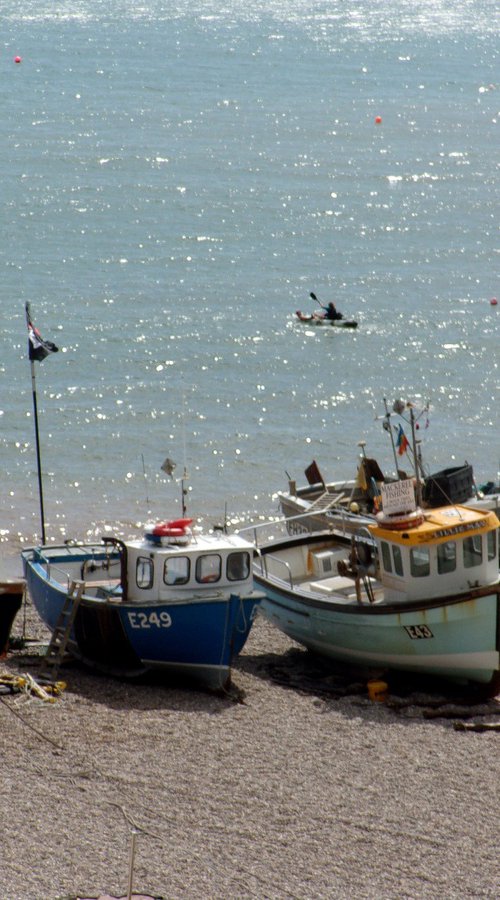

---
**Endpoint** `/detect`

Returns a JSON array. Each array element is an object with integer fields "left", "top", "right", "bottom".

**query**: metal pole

[
  {"left": 141, "top": 453, "right": 150, "bottom": 506},
  {"left": 26, "top": 303, "right": 46, "bottom": 545},
  {"left": 383, "top": 398, "right": 399, "bottom": 477},
  {"left": 126, "top": 829, "right": 137, "bottom": 900},
  {"left": 30, "top": 360, "right": 46, "bottom": 543},
  {"left": 409, "top": 407, "right": 423, "bottom": 507},
  {"left": 181, "top": 467, "right": 188, "bottom": 517}
]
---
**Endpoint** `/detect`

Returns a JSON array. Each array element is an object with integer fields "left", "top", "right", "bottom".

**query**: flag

[
  {"left": 161, "top": 457, "right": 176, "bottom": 478},
  {"left": 27, "top": 310, "right": 58, "bottom": 362},
  {"left": 355, "top": 461, "right": 367, "bottom": 491},
  {"left": 396, "top": 424, "right": 410, "bottom": 456}
]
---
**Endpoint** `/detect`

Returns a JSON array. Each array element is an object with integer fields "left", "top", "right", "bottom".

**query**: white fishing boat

[
  {"left": 278, "top": 456, "right": 384, "bottom": 536},
  {"left": 278, "top": 401, "right": 500, "bottom": 536},
  {"left": 247, "top": 476, "right": 500, "bottom": 694},
  {"left": 278, "top": 457, "right": 496, "bottom": 534}
]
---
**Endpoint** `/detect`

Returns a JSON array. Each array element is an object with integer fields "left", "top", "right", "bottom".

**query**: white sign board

[{"left": 380, "top": 479, "right": 416, "bottom": 515}]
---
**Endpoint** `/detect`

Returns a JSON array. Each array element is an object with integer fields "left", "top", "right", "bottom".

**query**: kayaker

[{"left": 323, "top": 301, "right": 343, "bottom": 320}]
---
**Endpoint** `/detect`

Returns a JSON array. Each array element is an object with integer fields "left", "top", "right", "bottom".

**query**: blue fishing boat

[
  {"left": 250, "top": 480, "right": 500, "bottom": 693},
  {"left": 22, "top": 518, "right": 262, "bottom": 691}
]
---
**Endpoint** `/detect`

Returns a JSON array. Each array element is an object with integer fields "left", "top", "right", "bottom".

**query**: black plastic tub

[{"left": 423, "top": 464, "right": 474, "bottom": 507}]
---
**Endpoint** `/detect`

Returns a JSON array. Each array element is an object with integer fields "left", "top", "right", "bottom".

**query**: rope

[{"left": 0, "top": 693, "right": 63, "bottom": 749}]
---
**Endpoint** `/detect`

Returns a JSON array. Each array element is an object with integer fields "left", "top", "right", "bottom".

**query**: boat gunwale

[
  {"left": 254, "top": 573, "right": 500, "bottom": 616},
  {"left": 24, "top": 553, "right": 260, "bottom": 609},
  {"left": 25, "top": 567, "right": 253, "bottom": 607}
]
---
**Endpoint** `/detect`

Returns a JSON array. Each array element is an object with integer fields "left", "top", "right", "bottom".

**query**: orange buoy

[{"left": 368, "top": 680, "right": 388, "bottom": 702}]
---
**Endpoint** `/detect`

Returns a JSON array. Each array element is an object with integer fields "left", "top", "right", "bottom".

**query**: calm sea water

[{"left": 0, "top": 1, "right": 499, "bottom": 571}]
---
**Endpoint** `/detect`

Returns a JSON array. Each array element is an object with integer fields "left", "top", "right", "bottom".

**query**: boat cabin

[
  {"left": 122, "top": 525, "right": 254, "bottom": 603},
  {"left": 368, "top": 505, "right": 499, "bottom": 603}
]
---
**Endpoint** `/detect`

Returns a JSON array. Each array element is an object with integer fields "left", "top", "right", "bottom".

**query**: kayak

[{"left": 296, "top": 311, "right": 358, "bottom": 329}]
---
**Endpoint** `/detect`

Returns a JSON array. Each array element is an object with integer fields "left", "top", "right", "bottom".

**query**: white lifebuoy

[{"left": 375, "top": 508, "right": 425, "bottom": 531}]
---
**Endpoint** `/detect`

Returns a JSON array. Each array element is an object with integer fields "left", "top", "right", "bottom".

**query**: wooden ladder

[{"left": 39, "top": 580, "right": 84, "bottom": 681}]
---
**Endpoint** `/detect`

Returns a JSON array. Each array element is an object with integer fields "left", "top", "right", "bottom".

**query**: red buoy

[
  {"left": 375, "top": 115, "right": 382, "bottom": 124},
  {"left": 14, "top": 56, "right": 22, "bottom": 64},
  {"left": 490, "top": 298, "right": 498, "bottom": 306}
]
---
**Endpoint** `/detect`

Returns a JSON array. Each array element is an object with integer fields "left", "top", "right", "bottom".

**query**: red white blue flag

[{"left": 26, "top": 307, "right": 58, "bottom": 362}]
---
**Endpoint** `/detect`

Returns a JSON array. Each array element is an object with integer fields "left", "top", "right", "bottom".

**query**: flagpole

[
  {"left": 409, "top": 407, "right": 423, "bottom": 508},
  {"left": 383, "top": 397, "right": 400, "bottom": 476},
  {"left": 25, "top": 303, "right": 47, "bottom": 544}
]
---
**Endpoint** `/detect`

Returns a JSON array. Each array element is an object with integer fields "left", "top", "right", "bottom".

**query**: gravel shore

[{"left": 1, "top": 594, "right": 498, "bottom": 900}]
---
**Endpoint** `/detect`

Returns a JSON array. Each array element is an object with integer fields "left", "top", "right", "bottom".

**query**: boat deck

[{"left": 292, "top": 573, "right": 385, "bottom": 605}]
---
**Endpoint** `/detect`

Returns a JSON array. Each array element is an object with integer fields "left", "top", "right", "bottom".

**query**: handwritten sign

[{"left": 380, "top": 478, "right": 415, "bottom": 514}]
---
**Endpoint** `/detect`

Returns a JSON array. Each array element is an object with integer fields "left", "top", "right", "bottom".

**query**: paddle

[
  {"left": 309, "top": 292, "right": 325, "bottom": 319},
  {"left": 310, "top": 291, "right": 344, "bottom": 321}
]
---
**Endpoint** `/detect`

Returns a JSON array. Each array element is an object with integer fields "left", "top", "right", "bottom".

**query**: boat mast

[
  {"left": 409, "top": 406, "right": 423, "bottom": 507},
  {"left": 181, "top": 467, "right": 188, "bottom": 517},
  {"left": 383, "top": 397, "right": 400, "bottom": 477}
]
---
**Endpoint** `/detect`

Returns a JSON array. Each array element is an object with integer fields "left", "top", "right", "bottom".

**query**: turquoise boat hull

[{"left": 257, "top": 583, "right": 499, "bottom": 685}]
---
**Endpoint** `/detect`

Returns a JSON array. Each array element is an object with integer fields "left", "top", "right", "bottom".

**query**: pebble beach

[{"left": 1, "top": 595, "right": 498, "bottom": 900}]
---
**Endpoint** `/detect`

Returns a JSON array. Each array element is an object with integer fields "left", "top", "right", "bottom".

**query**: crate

[{"left": 422, "top": 464, "right": 474, "bottom": 507}]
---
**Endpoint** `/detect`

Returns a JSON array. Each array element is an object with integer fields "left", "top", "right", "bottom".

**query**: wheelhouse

[
  {"left": 369, "top": 505, "right": 499, "bottom": 603},
  {"left": 125, "top": 532, "right": 254, "bottom": 603}
]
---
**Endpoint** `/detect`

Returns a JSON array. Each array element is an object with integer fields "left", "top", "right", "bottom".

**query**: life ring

[
  {"left": 375, "top": 509, "right": 425, "bottom": 531},
  {"left": 156, "top": 527, "right": 184, "bottom": 537},
  {"left": 153, "top": 518, "right": 193, "bottom": 537},
  {"left": 165, "top": 518, "right": 194, "bottom": 530}
]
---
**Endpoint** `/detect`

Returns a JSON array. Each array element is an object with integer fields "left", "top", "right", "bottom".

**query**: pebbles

[{"left": 0, "top": 601, "right": 498, "bottom": 900}]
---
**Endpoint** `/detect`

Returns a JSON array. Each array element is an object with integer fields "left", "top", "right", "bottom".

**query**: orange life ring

[
  {"left": 375, "top": 509, "right": 425, "bottom": 531},
  {"left": 153, "top": 518, "right": 193, "bottom": 537},
  {"left": 166, "top": 518, "right": 194, "bottom": 529}
]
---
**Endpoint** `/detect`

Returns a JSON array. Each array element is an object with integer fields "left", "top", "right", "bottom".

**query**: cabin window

[
  {"left": 196, "top": 554, "right": 222, "bottom": 584},
  {"left": 437, "top": 541, "right": 456, "bottom": 575},
  {"left": 164, "top": 556, "right": 190, "bottom": 585},
  {"left": 227, "top": 551, "right": 250, "bottom": 582},
  {"left": 410, "top": 546, "right": 430, "bottom": 578},
  {"left": 487, "top": 530, "right": 496, "bottom": 562},
  {"left": 392, "top": 545, "right": 404, "bottom": 577},
  {"left": 463, "top": 535, "right": 482, "bottom": 569},
  {"left": 136, "top": 556, "right": 154, "bottom": 590},
  {"left": 381, "top": 541, "right": 392, "bottom": 573}
]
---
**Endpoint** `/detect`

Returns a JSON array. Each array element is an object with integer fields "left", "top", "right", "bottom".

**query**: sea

[{"left": 0, "top": 0, "right": 499, "bottom": 574}]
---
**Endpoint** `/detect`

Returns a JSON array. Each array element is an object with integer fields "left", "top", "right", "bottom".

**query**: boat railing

[
  {"left": 43, "top": 559, "right": 75, "bottom": 591},
  {"left": 237, "top": 515, "right": 306, "bottom": 548},
  {"left": 253, "top": 552, "right": 294, "bottom": 590},
  {"left": 238, "top": 507, "right": 357, "bottom": 549},
  {"left": 32, "top": 544, "right": 120, "bottom": 592}
]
